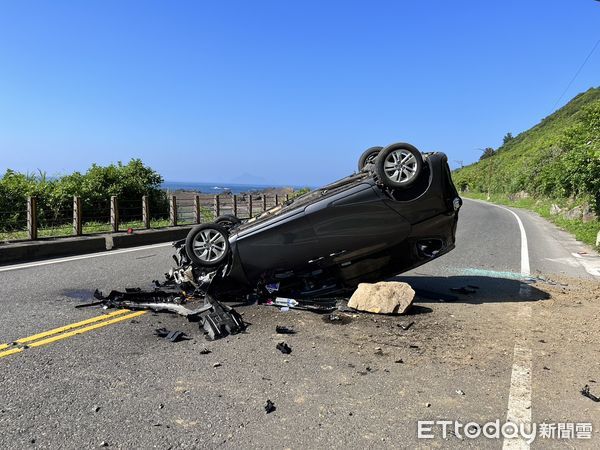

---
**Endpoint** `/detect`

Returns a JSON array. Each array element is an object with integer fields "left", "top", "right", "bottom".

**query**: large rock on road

[{"left": 348, "top": 281, "right": 415, "bottom": 314}]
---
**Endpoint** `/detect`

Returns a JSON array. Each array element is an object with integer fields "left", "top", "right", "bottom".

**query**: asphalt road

[{"left": 0, "top": 199, "right": 599, "bottom": 449}]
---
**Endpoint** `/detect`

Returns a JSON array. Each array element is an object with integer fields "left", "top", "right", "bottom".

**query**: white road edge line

[
  {"left": 465, "top": 199, "right": 533, "bottom": 449},
  {"left": 0, "top": 242, "right": 173, "bottom": 272},
  {"left": 571, "top": 252, "right": 600, "bottom": 277}
]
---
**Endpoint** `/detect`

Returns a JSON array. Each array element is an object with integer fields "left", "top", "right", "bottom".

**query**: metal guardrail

[{"left": 0, "top": 193, "right": 291, "bottom": 242}]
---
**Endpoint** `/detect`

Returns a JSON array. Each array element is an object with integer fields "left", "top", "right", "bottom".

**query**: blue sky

[{"left": 1, "top": 1, "right": 599, "bottom": 186}]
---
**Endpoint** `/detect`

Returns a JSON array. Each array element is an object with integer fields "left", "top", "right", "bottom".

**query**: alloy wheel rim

[
  {"left": 193, "top": 229, "right": 227, "bottom": 262},
  {"left": 383, "top": 150, "right": 418, "bottom": 184}
]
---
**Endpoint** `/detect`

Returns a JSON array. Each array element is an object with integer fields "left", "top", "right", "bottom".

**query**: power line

[{"left": 551, "top": 37, "right": 600, "bottom": 112}]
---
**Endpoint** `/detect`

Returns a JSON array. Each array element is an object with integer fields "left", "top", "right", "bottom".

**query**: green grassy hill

[{"left": 453, "top": 87, "right": 600, "bottom": 247}]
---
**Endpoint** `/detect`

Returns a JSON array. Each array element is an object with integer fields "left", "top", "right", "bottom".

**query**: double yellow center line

[{"left": 0, "top": 309, "right": 146, "bottom": 359}]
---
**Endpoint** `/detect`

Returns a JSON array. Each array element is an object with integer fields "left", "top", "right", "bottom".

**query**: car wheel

[
  {"left": 357, "top": 146, "right": 383, "bottom": 171},
  {"left": 374, "top": 143, "right": 423, "bottom": 189},
  {"left": 185, "top": 224, "right": 231, "bottom": 267},
  {"left": 215, "top": 214, "right": 241, "bottom": 231}
]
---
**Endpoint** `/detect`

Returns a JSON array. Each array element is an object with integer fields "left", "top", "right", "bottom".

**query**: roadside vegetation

[
  {"left": 0, "top": 160, "right": 168, "bottom": 240},
  {"left": 453, "top": 87, "right": 600, "bottom": 249}
]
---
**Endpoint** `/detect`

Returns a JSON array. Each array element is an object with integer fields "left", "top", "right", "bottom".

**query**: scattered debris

[
  {"left": 322, "top": 313, "right": 352, "bottom": 325},
  {"left": 409, "top": 344, "right": 419, "bottom": 349},
  {"left": 213, "top": 362, "right": 222, "bottom": 368},
  {"left": 201, "top": 299, "right": 246, "bottom": 341},
  {"left": 425, "top": 403, "right": 431, "bottom": 408},
  {"left": 398, "top": 321, "right": 415, "bottom": 331},
  {"left": 276, "top": 342, "right": 292, "bottom": 354},
  {"left": 394, "top": 359, "right": 404, "bottom": 364},
  {"left": 581, "top": 385, "right": 600, "bottom": 402},
  {"left": 348, "top": 281, "right": 415, "bottom": 314},
  {"left": 275, "top": 325, "right": 296, "bottom": 334},
  {"left": 275, "top": 297, "right": 298, "bottom": 307},
  {"left": 543, "top": 366, "right": 550, "bottom": 371},
  {"left": 92, "top": 286, "right": 245, "bottom": 341},
  {"left": 265, "top": 282, "right": 280, "bottom": 293},
  {"left": 455, "top": 389, "right": 465, "bottom": 396},
  {"left": 199, "top": 347, "right": 212, "bottom": 355},
  {"left": 154, "top": 328, "right": 190, "bottom": 343},
  {"left": 264, "top": 399, "right": 276, "bottom": 414}
]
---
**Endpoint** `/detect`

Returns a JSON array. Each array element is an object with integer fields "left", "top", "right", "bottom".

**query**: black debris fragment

[
  {"left": 264, "top": 399, "right": 276, "bottom": 414},
  {"left": 199, "top": 347, "right": 212, "bottom": 355},
  {"left": 154, "top": 328, "right": 190, "bottom": 343},
  {"left": 322, "top": 313, "right": 352, "bottom": 325},
  {"left": 275, "top": 325, "right": 296, "bottom": 335},
  {"left": 276, "top": 342, "right": 292, "bottom": 354},
  {"left": 201, "top": 299, "right": 246, "bottom": 341},
  {"left": 395, "top": 359, "right": 404, "bottom": 364},
  {"left": 398, "top": 321, "right": 414, "bottom": 331},
  {"left": 581, "top": 385, "right": 600, "bottom": 402},
  {"left": 409, "top": 344, "right": 419, "bottom": 349}
]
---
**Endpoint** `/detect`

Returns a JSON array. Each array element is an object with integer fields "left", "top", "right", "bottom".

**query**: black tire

[
  {"left": 215, "top": 214, "right": 241, "bottom": 231},
  {"left": 185, "top": 224, "right": 231, "bottom": 267},
  {"left": 374, "top": 143, "right": 423, "bottom": 189},
  {"left": 357, "top": 146, "right": 383, "bottom": 171}
]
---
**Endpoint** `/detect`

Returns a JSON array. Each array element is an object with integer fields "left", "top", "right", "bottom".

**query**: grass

[
  {"left": 461, "top": 191, "right": 599, "bottom": 250},
  {"left": 0, "top": 218, "right": 173, "bottom": 242}
]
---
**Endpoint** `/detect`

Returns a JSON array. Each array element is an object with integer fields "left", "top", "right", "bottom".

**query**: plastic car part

[
  {"left": 201, "top": 297, "right": 246, "bottom": 340},
  {"left": 374, "top": 142, "right": 423, "bottom": 189},
  {"left": 91, "top": 289, "right": 246, "bottom": 340},
  {"left": 357, "top": 146, "right": 383, "bottom": 171},
  {"left": 185, "top": 223, "right": 231, "bottom": 267}
]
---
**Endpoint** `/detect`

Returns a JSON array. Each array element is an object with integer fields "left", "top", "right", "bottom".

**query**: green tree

[
  {"left": 502, "top": 132, "right": 514, "bottom": 144},
  {"left": 479, "top": 147, "right": 496, "bottom": 160}
]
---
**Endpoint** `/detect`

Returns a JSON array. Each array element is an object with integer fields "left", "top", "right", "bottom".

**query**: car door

[{"left": 305, "top": 183, "right": 411, "bottom": 264}]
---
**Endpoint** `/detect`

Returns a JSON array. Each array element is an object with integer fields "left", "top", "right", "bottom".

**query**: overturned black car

[{"left": 177, "top": 142, "right": 462, "bottom": 300}]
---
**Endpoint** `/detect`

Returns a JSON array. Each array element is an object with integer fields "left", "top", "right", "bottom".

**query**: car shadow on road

[{"left": 391, "top": 275, "right": 550, "bottom": 304}]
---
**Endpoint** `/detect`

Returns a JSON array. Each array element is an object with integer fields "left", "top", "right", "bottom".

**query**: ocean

[{"left": 161, "top": 181, "right": 305, "bottom": 195}]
